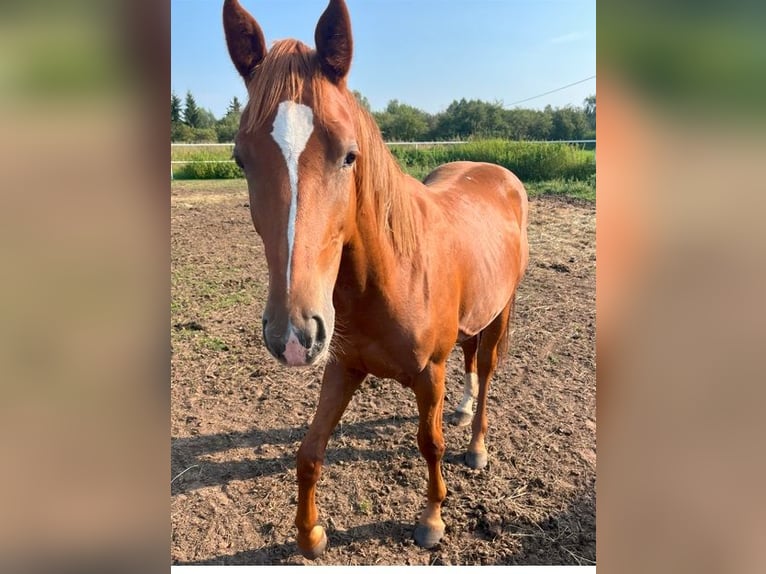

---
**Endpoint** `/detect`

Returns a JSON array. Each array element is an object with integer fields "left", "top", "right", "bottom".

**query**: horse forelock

[
  {"left": 241, "top": 38, "right": 417, "bottom": 257},
  {"left": 242, "top": 39, "right": 325, "bottom": 133}
]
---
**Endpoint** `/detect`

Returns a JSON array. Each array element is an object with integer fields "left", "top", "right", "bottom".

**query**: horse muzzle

[{"left": 262, "top": 313, "right": 329, "bottom": 367}]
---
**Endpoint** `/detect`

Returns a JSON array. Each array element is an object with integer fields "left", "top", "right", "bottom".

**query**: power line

[{"left": 508, "top": 75, "right": 596, "bottom": 107}]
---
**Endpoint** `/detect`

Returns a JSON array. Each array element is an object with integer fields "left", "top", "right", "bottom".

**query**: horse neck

[{"left": 341, "top": 149, "right": 422, "bottom": 297}]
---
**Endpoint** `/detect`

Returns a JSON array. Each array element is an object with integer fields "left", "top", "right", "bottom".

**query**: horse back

[
  {"left": 423, "top": 161, "right": 528, "bottom": 266},
  {"left": 422, "top": 161, "right": 529, "bottom": 336}
]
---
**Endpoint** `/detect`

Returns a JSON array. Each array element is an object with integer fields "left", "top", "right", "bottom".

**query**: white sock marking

[
  {"left": 457, "top": 372, "right": 479, "bottom": 414},
  {"left": 271, "top": 101, "right": 314, "bottom": 293}
]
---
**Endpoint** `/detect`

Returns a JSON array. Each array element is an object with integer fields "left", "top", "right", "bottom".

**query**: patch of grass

[
  {"left": 525, "top": 175, "right": 595, "bottom": 201},
  {"left": 171, "top": 174, "right": 594, "bottom": 203},
  {"left": 171, "top": 139, "right": 595, "bottom": 182},
  {"left": 401, "top": 164, "right": 433, "bottom": 181},
  {"left": 171, "top": 261, "right": 264, "bottom": 362},
  {"left": 354, "top": 498, "right": 372, "bottom": 516},
  {"left": 391, "top": 139, "right": 595, "bottom": 183},
  {"left": 201, "top": 336, "right": 229, "bottom": 352},
  {"left": 173, "top": 161, "right": 243, "bottom": 180},
  {"left": 171, "top": 144, "right": 243, "bottom": 179},
  {"left": 171, "top": 144, "right": 233, "bottom": 162},
  {"left": 209, "top": 290, "right": 252, "bottom": 311}
]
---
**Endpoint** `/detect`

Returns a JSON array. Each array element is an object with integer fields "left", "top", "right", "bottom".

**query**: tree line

[
  {"left": 171, "top": 89, "right": 595, "bottom": 143},
  {"left": 171, "top": 91, "right": 243, "bottom": 143}
]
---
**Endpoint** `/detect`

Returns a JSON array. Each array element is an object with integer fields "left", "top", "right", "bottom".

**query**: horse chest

[{"left": 334, "top": 309, "right": 432, "bottom": 381}]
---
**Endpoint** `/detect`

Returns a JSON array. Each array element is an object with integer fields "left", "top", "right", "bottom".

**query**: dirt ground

[{"left": 170, "top": 180, "right": 595, "bottom": 565}]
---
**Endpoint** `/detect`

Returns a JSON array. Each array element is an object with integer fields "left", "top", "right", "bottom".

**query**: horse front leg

[
  {"left": 295, "top": 361, "right": 365, "bottom": 559},
  {"left": 412, "top": 362, "right": 448, "bottom": 549}
]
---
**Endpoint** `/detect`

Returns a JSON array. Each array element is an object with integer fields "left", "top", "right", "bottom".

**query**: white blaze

[{"left": 271, "top": 101, "right": 314, "bottom": 292}]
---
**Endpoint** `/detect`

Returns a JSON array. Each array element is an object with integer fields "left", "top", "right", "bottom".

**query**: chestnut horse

[{"left": 223, "top": 0, "right": 528, "bottom": 559}]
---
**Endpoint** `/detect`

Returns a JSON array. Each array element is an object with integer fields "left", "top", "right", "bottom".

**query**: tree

[
  {"left": 527, "top": 109, "right": 554, "bottom": 140},
  {"left": 196, "top": 108, "right": 217, "bottom": 129},
  {"left": 432, "top": 99, "right": 509, "bottom": 140},
  {"left": 216, "top": 96, "right": 243, "bottom": 142},
  {"left": 226, "top": 96, "right": 242, "bottom": 116},
  {"left": 583, "top": 94, "right": 596, "bottom": 133},
  {"left": 171, "top": 122, "right": 194, "bottom": 142},
  {"left": 171, "top": 92, "right": 182, "bottom": 124},
  {"left": 216, "top": 119, "right": 239, "bottom": 142},
  {"left": 505, "top": 108, "right": 547, "bottom": 140},
  {"left": 192, "top": 128, "right": 217, "bottom": 143},
  {"left": 183, "top": 90, "right": 201, "bottom": 128},
  {"left": 352, "top": 90, "right": 371, "bottom": 111},
  {"left": 550, "top": 106, "right": 589, "bottom": 140},
  {"left": 374, "top": 100, "right": 429, "bottom": 141}
]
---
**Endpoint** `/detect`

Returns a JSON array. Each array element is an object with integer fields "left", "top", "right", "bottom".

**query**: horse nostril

[
  {"left": 261, "top": 317, "right": 286, "bottom": 358},
  {"left": 312, "top": 315, "right": 327, "bottom": 348}
]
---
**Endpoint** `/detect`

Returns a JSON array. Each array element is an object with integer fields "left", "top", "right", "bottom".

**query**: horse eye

[{"left": 343, "top": 150, "right": 357, "bottom": 168}]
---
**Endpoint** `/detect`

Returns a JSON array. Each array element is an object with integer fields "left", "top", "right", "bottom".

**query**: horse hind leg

[
  {"left": 450, "top": 336, "right": 479, "bottom": 427},
  {"left": 465, "top": 298, "right": 514, "bottom": 470}
]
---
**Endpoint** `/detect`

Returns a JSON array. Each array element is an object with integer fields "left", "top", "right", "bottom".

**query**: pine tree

[
  {"left": 352, "top": 90, "right": 371, "bottom": 111},
  {"left": 183, "top": 90, "right": 201, "bottom": 128},
  {"left": 226, "top": 96, "right": 242, "bottom": 117},
  {"left": 171, "top": 92, "right": 182, "bottom": 124},
  {"left": 216, "top": 96, "right": 243, "bottom": 142}
]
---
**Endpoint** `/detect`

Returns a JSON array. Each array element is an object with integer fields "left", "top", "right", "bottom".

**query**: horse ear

[
  {"left": 315, "top": 0, "right": 353, "bottom": 84},
  {"left": 223, "top": 0, "right": 267, "bottom": 82}
]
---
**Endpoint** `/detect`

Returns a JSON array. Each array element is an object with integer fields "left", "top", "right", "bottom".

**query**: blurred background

[
  {"left": 598, "top": 1, "right": 766, "bottom": 573},
  {"left": 0, "top": 1, "right": 168, "bottom": 571},
  {"left": 0, "top": 0, "right": 764, "bottom": 572}
]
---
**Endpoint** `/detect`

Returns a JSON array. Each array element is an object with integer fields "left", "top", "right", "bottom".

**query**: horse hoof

[
  {"left": 414, "top": 523, "right": 445, "bottom": 549},
  {"left": 450, "top": 410, "right": 472, "bottom": 427},
  {"left": 465, "top": 451, "right": 488, "bottom": 470},
  {"left": 298, "top": 525, "right": 328, "bottom": 560}
]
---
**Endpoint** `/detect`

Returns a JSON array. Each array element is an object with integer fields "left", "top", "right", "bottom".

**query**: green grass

[
  {"left": 171, "top": 144, "right": 242, "bottom": 179},
  {"left": 171, "top": 144, "right": 234, "bottom": 161},
  {"left": 170, "top": 139, "right": 595, "bottom": 200},
  {"left": 390, "top": 140, "right": 595, "bottom": 183},
  {"left": 171, "top": 325, "right": 230, "bottom": 353},
  {"left": 354, "top": 498, "right": 373, "bottom": 516},
  {"left": 171, "top": 139, "right": 595, "bottom": 183},
  {"left": 171, "top": 264, "right": 257, "bottom": 317},
  {"left": 525, "top": 176, "right": 596, "bottom": 201},
  {"left": 171, "top": 174, "right": 594, "bottom": 202},
  {"left": 201, "top": 336, "right": 229, "bottom": 352}
]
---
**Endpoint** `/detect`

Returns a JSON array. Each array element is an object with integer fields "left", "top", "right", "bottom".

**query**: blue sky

[{"left": 171, "top": 0, "right": 595, "bottom": 118}]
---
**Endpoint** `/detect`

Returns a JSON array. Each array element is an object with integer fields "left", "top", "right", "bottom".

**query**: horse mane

[{"left": 242, "top": 39, "right": 417, "bottom": 257}]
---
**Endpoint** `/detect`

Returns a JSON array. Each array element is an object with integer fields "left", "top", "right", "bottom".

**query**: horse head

[{"left": 224, "top": 0, "right": 359, "bottom": 367}]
